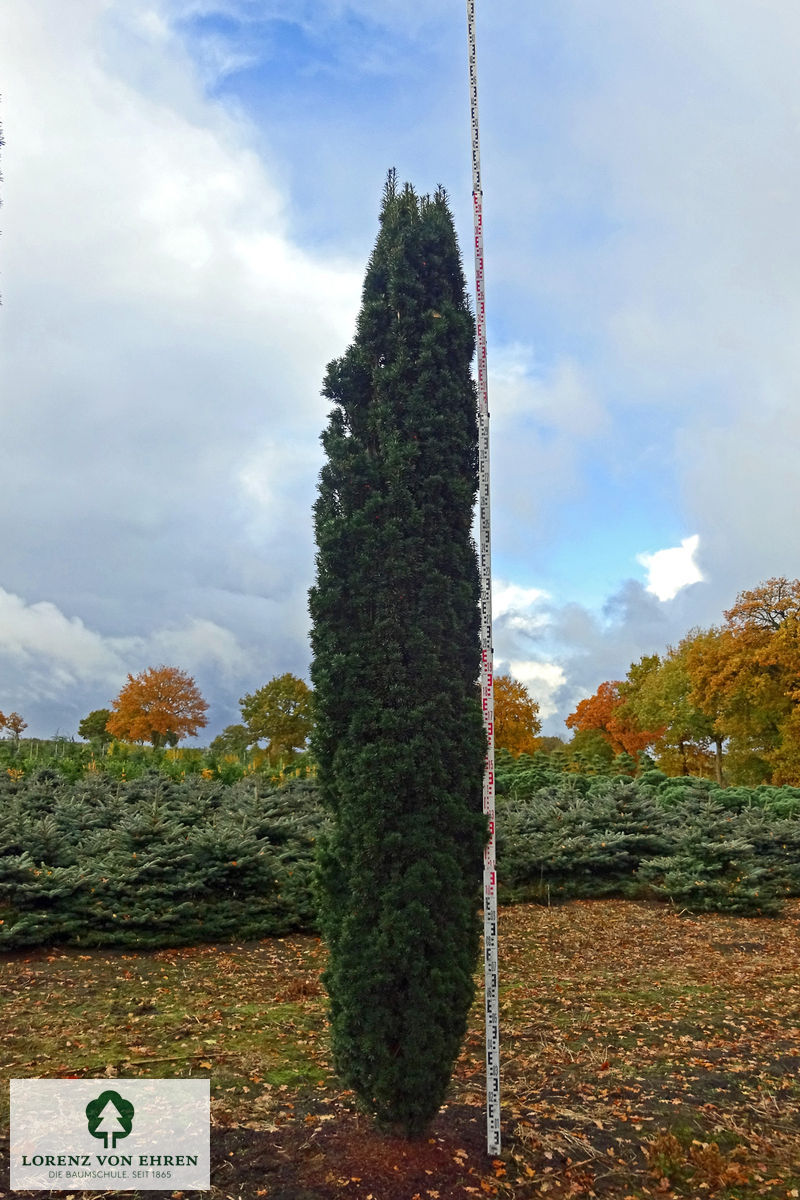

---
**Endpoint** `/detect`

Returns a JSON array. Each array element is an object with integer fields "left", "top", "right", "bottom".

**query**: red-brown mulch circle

[{"left": 213, "top": 1102, "right": 523, "bottom": 1200}]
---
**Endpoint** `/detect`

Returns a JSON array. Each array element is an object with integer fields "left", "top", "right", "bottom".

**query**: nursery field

[{"left": 2, "top": 899, "right": 800, "bottom": 1199}]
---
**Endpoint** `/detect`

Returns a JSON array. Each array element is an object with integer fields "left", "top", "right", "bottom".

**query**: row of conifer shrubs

[
  {"left": 1, "top": 765, "right": 799, "bottom": 948},
  {"left": 0, "top": 770, "right": 320, "bottom": 949},
  {"left": 496, "top": 771, "right": 800, "bottom": 916}
]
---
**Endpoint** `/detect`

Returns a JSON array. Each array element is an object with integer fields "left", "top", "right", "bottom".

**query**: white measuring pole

[{"left": 466, "top": 0, "right": 501, "bottom": 1158}]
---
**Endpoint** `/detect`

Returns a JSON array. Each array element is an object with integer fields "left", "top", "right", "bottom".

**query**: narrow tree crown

[{"left": 309, "top": 175, "right": 486, "bottom": 1137}]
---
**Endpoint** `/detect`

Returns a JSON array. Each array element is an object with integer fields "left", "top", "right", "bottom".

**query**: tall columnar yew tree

[{"left": 309, "top": 174, "right": 487, "bottom": 1136}]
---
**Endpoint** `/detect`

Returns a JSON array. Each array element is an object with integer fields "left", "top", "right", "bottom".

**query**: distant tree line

[
  {"left": 73, "top": 669, "right": 314, "bottom": 762},
  {"left": 5, "top": 576, "right": 800, "bottom": 788},
  {"left": 566, "top": 577, "right": 800, "bottom": 787},
  {"left": 0, "top": 669, "right": 315, "bottom": 787}
]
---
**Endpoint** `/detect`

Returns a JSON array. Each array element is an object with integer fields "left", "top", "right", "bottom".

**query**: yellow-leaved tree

[
  {"left": 239, "top": 673, "right": 313, "bottom": 763},
  {"left": 493, "top": 673, "right": 542, "bottom": 756}
]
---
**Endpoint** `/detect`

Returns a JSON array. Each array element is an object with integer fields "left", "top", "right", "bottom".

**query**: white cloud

[
  {"left": 0, "top": 0, "right": 364, "bottom": 734},
  {"left": 492, "top": 580, "right": 549, "bottom": 621},
  {"left": 490, "top": 345, "right": 607, "bottom": 439},
  {"left": 492, "top": 579, "right": 551, "bottom": 665},
  {"left": 636, "top": 535, "right": 704, "bottom": 603},
  {"left": 150, "top": 618, "right": 250, "bottom": 679},
  {"left": 504, "top": 659, "right": 566, "bottom": 721},
  {"left": 486, "top": 348, "right": 610, "bottom": 562},
  {"left": 0, "top": 589, "right": 134, "bottom": 692},
  {"left": 490, "top": 582, "right": 565, "bottom": 718}
]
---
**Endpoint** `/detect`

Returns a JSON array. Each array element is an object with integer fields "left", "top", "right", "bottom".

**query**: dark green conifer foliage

[
  {"left": 309, "top": 174, "right": 487, "bottom": 1137},
  {"left": 0, "top": 772, "right": 323, "bottom": 949}
]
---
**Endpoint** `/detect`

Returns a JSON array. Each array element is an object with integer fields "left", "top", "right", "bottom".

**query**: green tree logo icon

[{"left": 85, "top": 1090, "right": 135, "bottom": 1149}]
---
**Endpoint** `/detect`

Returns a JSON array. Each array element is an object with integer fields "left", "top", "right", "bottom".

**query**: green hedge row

[
  {"left": 0, "top": 769, "right": 323, "bottom": 949},
  {"left": 496, "top": 774, "right": 800, "bottom": 916},
  {"left": 2, "top": 765, "right": 799, "bottom": 950},
  {"left": 498, "top": 751, "right": 800, "bottom": 818}
]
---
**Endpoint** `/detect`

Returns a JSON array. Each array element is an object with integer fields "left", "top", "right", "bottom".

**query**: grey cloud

[
  {"left": 494, "top": 579, "right": 713, "bottom": 736},
  {"left": 3, "top": 0, "right": 799, "bottom": 741},
  {"left": 0, "top": 0, "right": 357, "bottom": 735}
]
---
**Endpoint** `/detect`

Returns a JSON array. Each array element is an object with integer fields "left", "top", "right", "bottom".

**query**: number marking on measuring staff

[{"left": 466, "top": 0, "right": 501, "bottom": 1157}]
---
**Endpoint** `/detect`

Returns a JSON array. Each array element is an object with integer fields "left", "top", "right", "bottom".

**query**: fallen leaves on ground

[{"left": 1, "top": 899, "right": 799, "bottom": 1197}]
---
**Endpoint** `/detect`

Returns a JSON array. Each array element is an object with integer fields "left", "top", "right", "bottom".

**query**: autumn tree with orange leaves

[
  {"left": 566, "top": 578, "right": 800, "bottom": 784},
  {"left": 0, "top": 711, "right": 28, "bottom": 742},
  {"left": 493, "top": 674, "right": 542, "bottom": 757},
  {"left": 107, "top": 666, "right": 208, "bottom": 748},
  {"left": 566, "top": 679, "right": 662, "bottom": 758}
]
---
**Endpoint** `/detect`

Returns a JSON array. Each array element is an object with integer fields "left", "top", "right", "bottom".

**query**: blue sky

[{"left": 1, "top": 0, "right": 798, "bottom": 738}]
